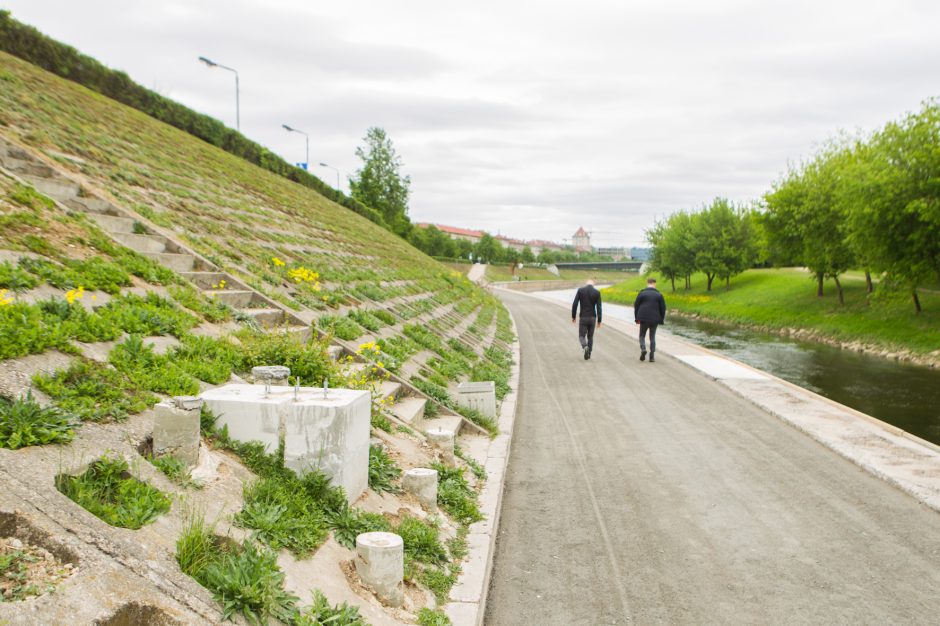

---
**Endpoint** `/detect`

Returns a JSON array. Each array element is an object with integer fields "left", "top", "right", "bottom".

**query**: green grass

[
  {"left": 485, "top": 264, "right": 633, "bottom": 283},
  {"left": 0, "top": 390, "right": 74, "bottom": 449},
  {"left": 418, "top": 608, "right": 453, "bottom": 626},
  {"left": 432, "top": 463, "right": 483, "bottom": 525},
  {"left": 149, "top": 454, "right": 200, "bottom": 489},
  {"left": 56, "top": 456, "right": 171, "bottom": 529},
  {"left": 603, "top": 268, "right": 940, "bottom": 356},
  {"left": 34, "top": 359, "right": 158, "bottom": 422},
  {"left": 368, "top": 444, "right": 402, "bottom": 494}
]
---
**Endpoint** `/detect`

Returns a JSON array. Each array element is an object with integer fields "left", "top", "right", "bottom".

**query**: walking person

[
  {"left": 634, "top": 277, "right": 666, "bottom": 362},
  {"left": 571, "top": 278, "right": 602, "bottom": 360}
]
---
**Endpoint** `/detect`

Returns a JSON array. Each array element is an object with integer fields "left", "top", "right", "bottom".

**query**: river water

[{"left": 537, "top": 288, "right": 940, "bottom": 446}]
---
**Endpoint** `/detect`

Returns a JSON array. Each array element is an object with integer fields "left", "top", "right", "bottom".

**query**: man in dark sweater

[
  {"left": 633, "top": 277, "right": 666, "bottom": 362},
  {"left": 571, "top": 279, "right": 602, "bottom": 360}
]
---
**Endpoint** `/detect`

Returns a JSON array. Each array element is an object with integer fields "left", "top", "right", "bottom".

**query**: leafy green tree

[
  {"left": 521, "top": 246, "right": 535, "bottom": 263},
  {"left": 473, "top": 233, "right": 500, "bottom": 263},
  {"left": 840, "top": 101, "right": 940, "bottom": 313},
  {"left": 691, "top": 198, "right": 755, "bottom": 291},
  {"left": 349, "top": 127, "right": 412, "bottom": 236}
]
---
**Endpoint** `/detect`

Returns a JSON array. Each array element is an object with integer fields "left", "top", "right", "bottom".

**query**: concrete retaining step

[
  {"left": 21, "top": 175, "right": 80, "bottom": 201},
  {"left": 111, "top": 232, "right": 168, "bottom": 254},
  {"left": 143, "top": 252, "right": 196, "bottom": 272},
  {"left": 179, "top": 271, "right": 232, "bottom": 290},
  {"left": 1, "top": 157, "right": 55, "bottom": 178},
  {"left": 89, "top": 213, "right": 137, "bottom": 234},
  {"left": 422, "top": 414, "right": 464, "bottom": 437},
  {"left": 239, "top": 307, "right": 285, "bottom": 328},
  {"left": 375, "top": 381, "right": 401, "bottom": 404},
  {"left": 391, "top": 397, "right": 427, "bottom": 424},
  {"left": 65, "top": 196, "right": 114, "bottom": 214},
  {"left": 203, "top": 289, "right": 255, "bottom": 308}
]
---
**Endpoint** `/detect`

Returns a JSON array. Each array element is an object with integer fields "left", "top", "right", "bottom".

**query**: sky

[{"left": 3, "top": 1, "right": 938, "bottom": 247}]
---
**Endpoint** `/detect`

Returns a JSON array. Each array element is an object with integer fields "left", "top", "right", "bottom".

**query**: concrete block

[
  {"left": 110, "top": 232, "right": 167, "bottom": 254},
  {"left": 152, "top": 397, "right": 201, "bottom": 466},
  {"left": 143, "top": 252, "right": 195, "bottom": 272},
  {"left": 89, "top": 213, "right": 136, "bottom": 233},
  {"left": 199, "top": 384, "right": 286, "bottom": 453},
  {"left": 251, "top": 365, "right": 291, "bottom": 385},
  {"left": 282, "top": 388, "right": 371, "bottom": 500},
  {"left": 402, "top": 468, "right": 438, "bottom": 512},
  {"left": 425, "top": 425, "right": 456, "bottom": 465},
  {"left": 327, "top": 345, "right": 345, "bottom": 361},
  {"left": 457, "top": 381, "right": 497, "bottom": 418},
  {"left": 355, "top": 532, "right": 404, "bottom": 607}
]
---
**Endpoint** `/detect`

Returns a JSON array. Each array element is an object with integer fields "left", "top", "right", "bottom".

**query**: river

[{"left": 536, "top": 287, "right": 940, "bottom": 446}]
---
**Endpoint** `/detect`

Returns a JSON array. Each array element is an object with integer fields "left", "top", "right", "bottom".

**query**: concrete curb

[
  {"left": 445, "top": 309, "right": 522, "bottom": 626},
  {"left": 509, "top": 287, "right": 940, "bottom": 515}
]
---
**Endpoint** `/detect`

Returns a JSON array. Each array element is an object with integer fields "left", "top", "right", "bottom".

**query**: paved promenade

[{"left": 485, "top": 290, "right": 940, "bottom": 625}]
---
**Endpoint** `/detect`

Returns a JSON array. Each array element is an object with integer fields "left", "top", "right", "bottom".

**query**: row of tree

[
  {"left": 648, "top": 100, "right": 939, "bottom": 312},
  {"left": 348, "top": 127, "right": 610, "bottom": 266}
]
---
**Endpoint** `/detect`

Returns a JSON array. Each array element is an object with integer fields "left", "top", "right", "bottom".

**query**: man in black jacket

[
  {"left": 633, "top": 277, "right": 666, "bottom": 362},
  {"left": 571, "top": 279, "right": 602, "bottom": 360}
]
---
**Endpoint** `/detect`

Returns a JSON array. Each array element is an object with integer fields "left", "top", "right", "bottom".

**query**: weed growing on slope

[
  {"left": 417, "top": 608, "right": 453, "bottom": 626},
  {"left": 176, "top": 514, "right": 297, "bottom": 625},
  {"left": 168, "top": 284, "right": 233, "bottom": 323},
  {"left": 235, "top": 477, "right": 331, "bottom": 556},
  {"left": 0, "top": 391, "right": 74, "bottom": 449},
  {"left": 34, "top": 359, "right": 158, "bottom": 422},
  {"left": 432, "top": 463, "right": 483, "bottom": 525},
  {"left": 149, "top": 454, "right": 201, "bottom": 489},
  {"left": 454, "top": 445, "right": 487, "bottom": 481},
  {"left": 8, "top": 183, "right": 55, "bottom": 210},
  {"left": 18, "top": 256, "right": 130, "bottom": 294},
  {"left": 0, "top": 260, "right": 39, "bottom": 291},
  {"left": 56, "top": 456, "right": 171, "bottom": 529},
  {"left": 292, "top": 590, "right": 367, "bottom": 626},
  {"left": 318, "top": 314, "right": 365, "bottom": 341},
  {"left": 236, "top": 329, "right": 338, "bottom": 386},
  {"left": 347, "top": 309, "right": 385, "bottom": 332},
  {"left": 368, "top": 444, "right": 401, "bottom": 494},
  {"left": 108, "top": 335, "right": 200, "bottom": 396}
]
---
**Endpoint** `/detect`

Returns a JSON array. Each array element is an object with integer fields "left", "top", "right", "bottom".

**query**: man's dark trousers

[
  {"left": 579, "top": 317, "right": 596, "bottom": 353},
  {"left": 639, "top": 322, "right": 658, "bottom": 353}
]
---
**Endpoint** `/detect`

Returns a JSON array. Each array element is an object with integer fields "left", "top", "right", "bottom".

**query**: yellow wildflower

[
  {"left": 65, "top": 286, "right": 85, "bottom": 305},
  {"left": 0, "top": 289, "right": 13, "bottom": 306},
  {"left": 288, "top": 267, "right": 319, "bottom": 284},
  {"left": 272, "top": 257, "right": 286, "bottom": 267}
]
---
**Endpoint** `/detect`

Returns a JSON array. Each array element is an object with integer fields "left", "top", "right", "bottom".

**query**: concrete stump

[
  {"left": 457, "top": 381, "right": 497, "bottom": 418},
  {"left": 425, "top": 426, "right": 456, "bottom": 465},
  {"left": 355, "top": 532, "right": 404, "bottom": 607},
  {"left": 153, "top": 396, "right": 202, "bottom": 467},
  {"left": 251, "top": 365, "right": 291, "bottom": 386},
  {"left": 402, "top": 468, "right": 438, "bottom": 512}
]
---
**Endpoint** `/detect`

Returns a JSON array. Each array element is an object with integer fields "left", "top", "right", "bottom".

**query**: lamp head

[
  {"left": 282, "top": 124, "right": 294, "bottom": 132},
  {"left": 198, "top": 56, "right": 217, "bottom": 67}
]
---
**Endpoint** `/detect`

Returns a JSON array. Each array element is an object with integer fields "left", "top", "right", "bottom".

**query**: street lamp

[
  {"left": 282, "top": 124, "right": 309, "bottom": 170},
  {"left": 199, "top": 56, "right": 240, "bottom": 131},
  {"left": 319, "top": 162, "right": 340, "bottom": 190}
]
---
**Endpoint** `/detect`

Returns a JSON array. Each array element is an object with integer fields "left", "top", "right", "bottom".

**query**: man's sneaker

[
  {"left": 640, "top": 350, "right": 647, "bottom": 362},
  {"left": 649, "top": 353, "right": 655, "bottom": 363},
  {"left": 583, "top": 346, "right": 590, "bottom": 360}
]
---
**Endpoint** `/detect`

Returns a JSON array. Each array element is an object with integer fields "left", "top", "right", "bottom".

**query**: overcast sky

[{"left": 4, "top": 1, "right": 938, "bottom": 247}]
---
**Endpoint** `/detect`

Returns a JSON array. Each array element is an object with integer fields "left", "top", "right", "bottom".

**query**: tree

[
  {"left": 349, "top": 127, "right": 412, "bottom": 236},
  {"left": 521, "top": 246, "right": 535, "bottom": 263},
  {"left": 840, "top": 100, "right": 940, "bottom": 313},
  {"left": 691, "top": 198, "right": 754, "bottom": 291},
  {"left": 474, "top": 233, "right": 500, "bottom": 263}
]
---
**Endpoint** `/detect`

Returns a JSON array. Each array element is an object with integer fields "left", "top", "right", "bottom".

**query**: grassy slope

[
  {"left": 0, "top": 51, "right": 440, "bottom": 292},
  {"left": 603, "top": 269, "right": 940, "bottom": 356},
  {"left": 484, "top": 263, "right": 636, "bottom": 283}
]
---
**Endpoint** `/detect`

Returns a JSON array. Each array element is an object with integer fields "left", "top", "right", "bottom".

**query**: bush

[
  {"left": 0, "top": 390, "right": 74, "bottom": 449},
  {"left": 236, "top": 329, "right": 337, "bottom": 386},
  {"left": 56, "top": 456, "right": 171, "bottom": 529},
  {"left": 234, "top": 477, "right": 330, "bottom": 556}
]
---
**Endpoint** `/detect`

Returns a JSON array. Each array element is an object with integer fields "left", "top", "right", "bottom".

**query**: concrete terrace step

[
  {"left": 203, "top": 289, "right": 255, "bottom": 308},
  {"left": 65, "top": 196, "right": 115, "bottom": 214},
  {"left": 421, "top": 414, "right": 464, "bottom": 437},
  {"left": 110, "top": 232, "right": 168, "bottom": 254},
  {"left": 375, "top": 381, "right": 401, "bottom": 404},
  {"left": 142, "top": 252, "right": 195, "bottom": 273},
  {"left": 238, "top": 307, "right": 285, "bottom": 328},
  {"left": 179, "top": 271, "right": 236, "bottom": 290},
  {"left": 1, "top": 157, "right": 55, "bottom": 178},
  {"left": 89, "top": 213, "right": 137, "bottom": 234},
  {"left": 21, "top": 175, "right": 80, "bottom": 201},
  {"left": 391, "top": 396, "right": 427, "bottom": 425}
]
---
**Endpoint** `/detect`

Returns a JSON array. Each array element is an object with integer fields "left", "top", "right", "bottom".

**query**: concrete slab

[{"left": 675, "top": 354, "right": 771, "bottom": 380}]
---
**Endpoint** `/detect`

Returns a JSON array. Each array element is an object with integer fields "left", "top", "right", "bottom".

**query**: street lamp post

[
  {"left": 199, "top": 56, "right": 240, "bottom": 131},
  {"left": 319, "top": 162, "right": 340, "bottom": 190},
  {"left": 282, "top": 125, "right": 309, "bottom": 170}
]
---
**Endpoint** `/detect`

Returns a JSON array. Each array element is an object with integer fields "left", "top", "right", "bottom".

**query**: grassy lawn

[
  {"left": 485, "top": 264, "right": 636, "bottom": 283},
  {"left": 603, "top": 268, "right": 940, "bottom": 356}
]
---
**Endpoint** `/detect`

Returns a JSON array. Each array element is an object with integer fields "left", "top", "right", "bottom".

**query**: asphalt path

[{"left": 485, "top": 291, "right": 940, "bottom": 626}]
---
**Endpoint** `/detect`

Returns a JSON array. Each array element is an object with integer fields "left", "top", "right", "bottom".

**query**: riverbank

[{"left": 603, "top": 268, "right": 940, "bottom": 368}]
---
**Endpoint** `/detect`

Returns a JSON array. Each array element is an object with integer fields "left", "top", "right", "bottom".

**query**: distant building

[
  {"left": 527, "top": 239, "right": 565, "bottom": 255},
  {"left": 629, "top": 247, "right": 652, "bottom": 261},
  {"left": 572, "top": 227, "right": 592, "bottom": 252},
  {"left": 416, "top": 223, "right": 484, "bottom": 244},
  {"left": 595, "top": 247, "right": 630, "bottom": 261},
  {"left": 495, "top": 235, "right": 527, "bottom": 253}
]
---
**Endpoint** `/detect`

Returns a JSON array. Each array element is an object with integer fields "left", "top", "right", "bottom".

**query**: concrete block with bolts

[
  {"left": 402, "top": 468, "right": 438, "bottom": 512},
  {"left": 355, "top": 532, "right": 404, "bottom": 607},
  {"left": 152, "top": 396, "right": 202, "bottom": 467},
  {"left": 457, "top": 381, "right": 497, "bottom": 418}
]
